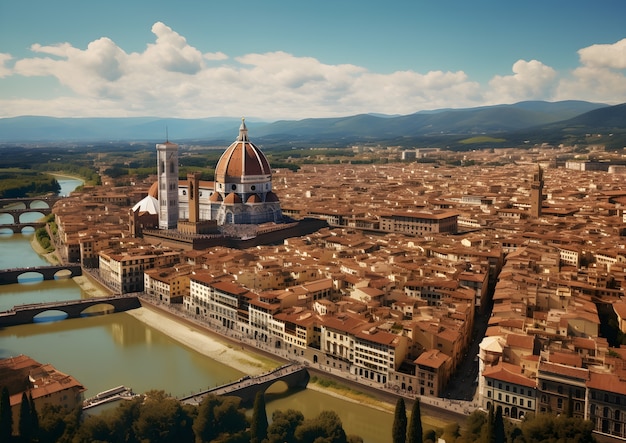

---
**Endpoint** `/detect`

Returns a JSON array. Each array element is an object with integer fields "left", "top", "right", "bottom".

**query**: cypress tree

[
  {"left": 18, "top": 392, "right": 32, "bottom": 442},
  {"left": 407, "top": 398, "right": 423, "bottom": 443},
  {"left": 494, "top": 405, "right": 505, "bottom": 443},
  {"left": 250, "top": 391, "right": 268, "bottom": 443},
  {"left": 0, "top": 387, "right": 12, "bottom": 441},
  {"left": 392, "top": 397, "right": 407, "bottom": 443},
  {"left": 29, "top": 393, "right": 39, "bottom": 441}
]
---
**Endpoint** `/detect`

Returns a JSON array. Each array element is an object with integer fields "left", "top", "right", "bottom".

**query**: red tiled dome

[{"left": 214, "top": 119, "right": 271, "bottom": 183}]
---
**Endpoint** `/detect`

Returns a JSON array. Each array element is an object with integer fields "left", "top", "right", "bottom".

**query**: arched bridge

[
  {"left": 0, "top": 197, "right": 60, "bottom": 233},
  {"left": 0, "top": 196, "right": 62, "bottom": 209},
  {"left": 0, "top": 295, "right": 142, "bottom": 327},
  {"left": 0, "top": 206, "right": 52, "bottom": 224},
  {"left": 180, "top": 363, "right": 310, "bottom": 407},
  {"left": 0, "top": 265, "right": 82, "bottom": 285},
  {"left": 0, "top": 222, "right": 47, "bottom": 234}
]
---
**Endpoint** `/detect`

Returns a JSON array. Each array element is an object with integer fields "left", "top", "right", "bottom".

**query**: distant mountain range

[{"left": 1, "top": 100, "right": 625, "bottom": 149}]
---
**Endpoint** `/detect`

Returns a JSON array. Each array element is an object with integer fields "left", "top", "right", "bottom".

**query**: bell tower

[{"left": 156, "top": 140, "right": 179, "bottom": 229}]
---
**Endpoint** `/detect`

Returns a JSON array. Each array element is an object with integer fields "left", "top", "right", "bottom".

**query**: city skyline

[{"left": 1, "top": 0, "right": 625, "bottom": 120}]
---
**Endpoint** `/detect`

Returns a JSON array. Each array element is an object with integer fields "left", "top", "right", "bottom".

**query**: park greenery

[
  {"left": 0, "top": 170, "right": 61, "bottom": 199},
  {"left": 0, "top": 388, "right": 365, "bottom": 443}
]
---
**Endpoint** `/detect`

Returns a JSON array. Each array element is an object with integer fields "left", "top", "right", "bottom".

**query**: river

[{"left": 0, "top": 175, "right": 395, "bottom": 442}]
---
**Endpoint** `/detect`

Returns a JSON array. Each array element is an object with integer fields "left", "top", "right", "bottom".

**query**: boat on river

[{"left": 83, "top": 385, "right": 141, "bottom": 409}]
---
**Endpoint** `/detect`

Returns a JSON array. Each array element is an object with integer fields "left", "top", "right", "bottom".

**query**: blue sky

[{"left": 1, "top": 0, "right": 625, "bottom": 120}]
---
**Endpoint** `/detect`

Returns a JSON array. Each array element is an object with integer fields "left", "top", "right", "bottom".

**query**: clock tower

[{"left": 156, "top": 140, "right": 179, "bottom": 229}]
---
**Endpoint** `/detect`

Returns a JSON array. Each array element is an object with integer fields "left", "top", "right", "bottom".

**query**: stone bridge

[
  {"left": 0, "top": 196, "right": 60, "bottom": 233},
  {"left": 0, "top": 196, "right": 62, "bottom": 209},
  {"left": 0, "top": 295, "right": 142, "bottom": 327},
  {"left": 0, "top": 265, "right": 82, "bottom": 285},
  {"left": 0, "top": 207, "right": 52, "bottom": 224},
  {"left": 0, "top": 222, "right": 47, "bottom": 234},
  {"left": 180, "top": 363, "right": 310, "bottom": 407}
]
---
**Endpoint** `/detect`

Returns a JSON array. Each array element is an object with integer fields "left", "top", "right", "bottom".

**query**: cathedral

[{"left": 131, "top": 119, "right": 283, "bottom": 237}]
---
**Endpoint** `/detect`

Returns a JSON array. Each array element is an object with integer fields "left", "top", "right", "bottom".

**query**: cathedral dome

[{"left": 214, "top": 119, "right": 271, "bottom": 184}]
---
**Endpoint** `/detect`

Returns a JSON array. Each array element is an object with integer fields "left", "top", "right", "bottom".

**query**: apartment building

[
  {"left": 379, "top": 210, "right": 458, "bottom": 235},
  {"left": 143, "top": 264, "right": 193, "bottom": 304},
  {"left": 353, "top": 327, "right": 408, "bottom": 384},
  {"left": 98, "top": 246, "right": 180, "bottom": 293},
  {"left": 482, "top": 362, "right": 537, "bottom": 420}
]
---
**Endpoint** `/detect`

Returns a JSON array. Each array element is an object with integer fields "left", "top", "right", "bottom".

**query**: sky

[{"left": 1, "top": 0, "right": 625, "bottom": 121}]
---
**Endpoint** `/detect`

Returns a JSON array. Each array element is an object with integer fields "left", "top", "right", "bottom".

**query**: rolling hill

[{"left": 0, "top": 100, "right": 621, "bottom": 149}]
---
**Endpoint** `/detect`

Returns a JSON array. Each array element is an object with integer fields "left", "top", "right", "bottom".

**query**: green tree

[
  {"left": 266, "top": 409, "right": 304, "bottom": 443},
  {"left": 0, "top": 387, "right": 12, "bottom": 442},
  {"left": 18, "top": 392, "right": 32, "bottom": 442},
  {"left": 133, "top": 390, "right": 193, "bottom": 443},
  {"left": 407, "top": 399, "right": 423, "bottom": 443},
  {"left": 494, "top": 406, "right": 505, "bottom": 443},
  {"left": 28, "top": 393, "right": 39, "bottom": 441},
  {"left": 392, "top": 397, "right": 407, "bottom": 443},
  {"left": 193, "top": 394, "right": 221, "bottom": 443},
  {"left": 250, "top": 392, "right": 268, "bottom": 443},
  {"left": 294, "top": 410, "right": 347, "bottom": 443},
  {"left": 458, "top": 410, "right": 486, "bottom": 443},
  {"left": 212, "top": 396, "right": 248, "bottom": 438},
  {"left": 193, "top": 394, "right": 247, "bottom": 443}
]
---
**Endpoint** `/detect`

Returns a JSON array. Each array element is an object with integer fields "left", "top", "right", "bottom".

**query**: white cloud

[
  {"left": 1, "top": 23, "right": 625, "bottom": 119},
  {"left": 0, "top": 53, "right": 12, "bottom": 78},
  {"left": 578, "top": 38, "right": 626, "bottom": 69},
  {"left": 487, "top": 60, "right": 558, "bottom": 103},
  {"left": 555, "top": 38, "right": 626, "bottom": 103}
]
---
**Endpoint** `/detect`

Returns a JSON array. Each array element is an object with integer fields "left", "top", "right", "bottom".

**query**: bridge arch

[
  {"left": 0, "top": 265, "right": 82, "bottom": 285},
  {"left": 17, "top": 271, "right": 46, "bottom": 283},
  {"left": 18, "top": 210, "right": 48, "bottom": 223},
  {"left": 33, "top": 309, "right": 69, "bottom": 322},
  {"left": 80, "top": 302, "right": 116, "bottom": 316},
  {"left": 264, "top": 379, "right": 290, "bottom": 396}
]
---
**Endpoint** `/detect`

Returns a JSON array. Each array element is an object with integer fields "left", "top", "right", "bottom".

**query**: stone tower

[{"left": 156, "top": 140, "right": 179, "bottom": 229}]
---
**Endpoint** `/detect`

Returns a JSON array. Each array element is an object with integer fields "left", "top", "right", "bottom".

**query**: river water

[{"left": 0, "top": 176, "right": 394, "bottom": 442}]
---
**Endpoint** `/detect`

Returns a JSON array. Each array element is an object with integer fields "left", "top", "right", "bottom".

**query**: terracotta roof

[
  {"left": 587, "top": 371, "right": 626, "bottom": 395},
  {"left": 506, "top": 333, "right": 534, "bottom": 350},
  {"left": 539, "top": 361, "right": 589, "bottom": 381},
  {"left": 223, "top": 193, "right": 242, "bottom": 204},
  {"left": 483, "top": 362, "right": 536, "bottom": 388},
  {"left": 415, "top": 349, "right": 450, "bottom": 369},
  {"left": 247, "top": 194, "right": 262, "bottom": 203}
]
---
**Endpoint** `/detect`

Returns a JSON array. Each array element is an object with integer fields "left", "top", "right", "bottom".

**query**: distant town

[{"left": 2, "top": 122, "right": 626, "bottom": 441}]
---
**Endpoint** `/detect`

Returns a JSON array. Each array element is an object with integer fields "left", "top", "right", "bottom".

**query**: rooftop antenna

[{"left": 165, "top": 125, "right": 169, "bottom": 142}]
